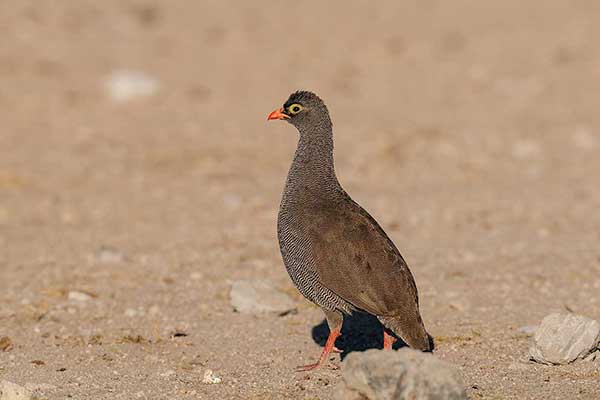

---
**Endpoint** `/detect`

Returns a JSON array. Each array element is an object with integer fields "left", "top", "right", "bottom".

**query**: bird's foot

[{"left": 295, "top": 328, "right": 341, "bottom": 372}]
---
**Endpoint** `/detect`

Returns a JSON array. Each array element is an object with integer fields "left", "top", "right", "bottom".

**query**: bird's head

[{"left": 267, "top": 91, "right": 331, "bottom": 131}]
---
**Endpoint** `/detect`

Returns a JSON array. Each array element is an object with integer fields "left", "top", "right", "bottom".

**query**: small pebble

[
  {"left": 96, "top": 246, "right": 125, "bottom": 264},
  {"left": 105, "top": 70, "right": 160, "bottom": 102},
  {"left": 160, "top": 370, "right": 176, "bottom": 378},
  {"left": 202, "top": 369, "right": 222, "bottom": 384},
  {"left": 68, "top": 291, "right": 93, "bottom": 302},
  {"left": 0, "top": 336, "right": 13, "bottom": 352},
  {"left": 124, "top": 308, "right": 145, "bottom": 317},
  {"left": 190, "top": 272, "right": 203, "bottom": 280}
]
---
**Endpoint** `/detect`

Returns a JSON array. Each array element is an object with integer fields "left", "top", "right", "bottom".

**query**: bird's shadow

[{"left": 311, "top": 311, "right": 406, "bottom": 360}]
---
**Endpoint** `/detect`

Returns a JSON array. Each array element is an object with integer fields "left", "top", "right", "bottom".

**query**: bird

[{"left": 267, "top": 90, "right": 432, "bottom": 371}]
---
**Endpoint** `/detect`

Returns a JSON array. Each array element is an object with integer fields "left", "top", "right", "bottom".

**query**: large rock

[
  {"left": 529, "top": 312, "right": 600, "bottom": 364},
  {"left": 335, "top": 349, "right": 467, "bottom": 400},
  {"left": 0, "top": 381, "right": 31, "bottom": 400},
  {"left": 230, "top": 279, "right": 296, "bottom": 315}
]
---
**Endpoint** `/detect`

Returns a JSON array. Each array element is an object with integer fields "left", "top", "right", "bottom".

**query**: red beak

[{"left": 267, "top": 107, "right": 290, "bottom": 121}]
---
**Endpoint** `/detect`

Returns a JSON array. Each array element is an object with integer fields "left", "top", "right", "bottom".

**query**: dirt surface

[{"left": 1, "top": 1, "right": 600, "bottom": 399}]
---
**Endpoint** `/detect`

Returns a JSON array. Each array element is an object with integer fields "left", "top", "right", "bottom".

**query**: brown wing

[{"left": 307, "top": 197, "right": 420, "bottom": 318}]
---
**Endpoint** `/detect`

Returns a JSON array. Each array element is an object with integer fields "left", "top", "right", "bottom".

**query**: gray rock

[
  {"left": 0, "top": 381, "right": 31, "bottom": 400},
  {"left": 529, "top": 312, "right": 600, "bottom": 365},
  {"left": 336, "top": 349, "right": 468, "bottom": 400},
  {"left": 230, "top": 279, "right": 296, "bottom": 315}
]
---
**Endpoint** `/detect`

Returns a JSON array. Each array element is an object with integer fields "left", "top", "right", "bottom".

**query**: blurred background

[{"left": 1, "top": 1, "right": 599, "bottom": 399}]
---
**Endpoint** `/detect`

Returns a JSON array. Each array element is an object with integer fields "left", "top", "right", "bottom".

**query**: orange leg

[
  {"left": 296, "top": 328, "right": 341, "bottom": 372},
  {"left": 383, "top": 330, "right": 397, "bottom": 350}
]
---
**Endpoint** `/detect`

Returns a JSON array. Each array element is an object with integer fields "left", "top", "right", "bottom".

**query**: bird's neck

[{"left": 286, "top": 124, "right": 340, "bottom": 196}]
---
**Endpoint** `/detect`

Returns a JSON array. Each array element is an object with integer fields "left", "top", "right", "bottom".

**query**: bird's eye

[{"left": 288, "top": 104, "right": 303, "bottom": 115}]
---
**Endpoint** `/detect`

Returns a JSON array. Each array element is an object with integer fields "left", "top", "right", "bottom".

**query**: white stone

[
  {"left": 124, "top": 308, "right": 143, "bottom": 317},
  {"left": 0, "top": 381, "right": 32, "bottom": 400},
  {"left": 105, "top": 70, "right": 160, "bottom": 102},
  {"left": 160, "top": 370, "right": 176, "bottom": 378},
  {"left": 68, "top": 291, "right": 93, "bottom": 302},
  {"left": 190, "top": 272, "right": 203, "bottom": 280},
  {"left": 95, "top": 246, "right": 125, "bottom": 264},
  {"left": 230, "top": 279, "right": 296, "bottom": 315},
  {"left": 336, "top": 349, "right": 467, "bottom": 400},
  {"left": 202, "top": 369, "right": 221, "bottom": 384},
  {"left": 529, "top": 313, "right": 600, "bottom": 365}
]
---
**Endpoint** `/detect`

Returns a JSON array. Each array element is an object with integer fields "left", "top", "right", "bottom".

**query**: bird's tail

[{"left": 379, "top": 313, "right": 433, "bottom": 352}]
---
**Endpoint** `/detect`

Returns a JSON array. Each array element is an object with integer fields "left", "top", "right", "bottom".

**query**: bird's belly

[{"left": 277, "top": 212, "right": 353, "bottom": 313}]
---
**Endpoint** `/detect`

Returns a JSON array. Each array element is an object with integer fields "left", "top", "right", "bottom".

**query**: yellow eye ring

[{"left": 288, "top": 103, "right": 303, "bottom": 115}]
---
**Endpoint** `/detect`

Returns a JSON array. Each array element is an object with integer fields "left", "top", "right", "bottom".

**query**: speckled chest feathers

[{"left": 276, "top": 91, "right": 354, "bottom": 313}]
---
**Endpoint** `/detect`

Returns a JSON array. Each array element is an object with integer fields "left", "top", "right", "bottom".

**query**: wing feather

[{"left": 307, "top": 198, "right": 420, "bottom": 317}]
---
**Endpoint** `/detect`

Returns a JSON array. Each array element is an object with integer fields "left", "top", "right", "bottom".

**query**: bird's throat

[{"left": 286, "top": 126, "right": 339, "bottom": 197}]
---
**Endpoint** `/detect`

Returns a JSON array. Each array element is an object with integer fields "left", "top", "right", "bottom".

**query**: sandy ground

[{"left": 1, "top": 1, "right": 600, "bottom": 399}]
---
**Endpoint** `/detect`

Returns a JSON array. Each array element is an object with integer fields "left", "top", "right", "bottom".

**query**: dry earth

[{"left": 1, "top": 1, "right": 600, "bottom": 399}]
